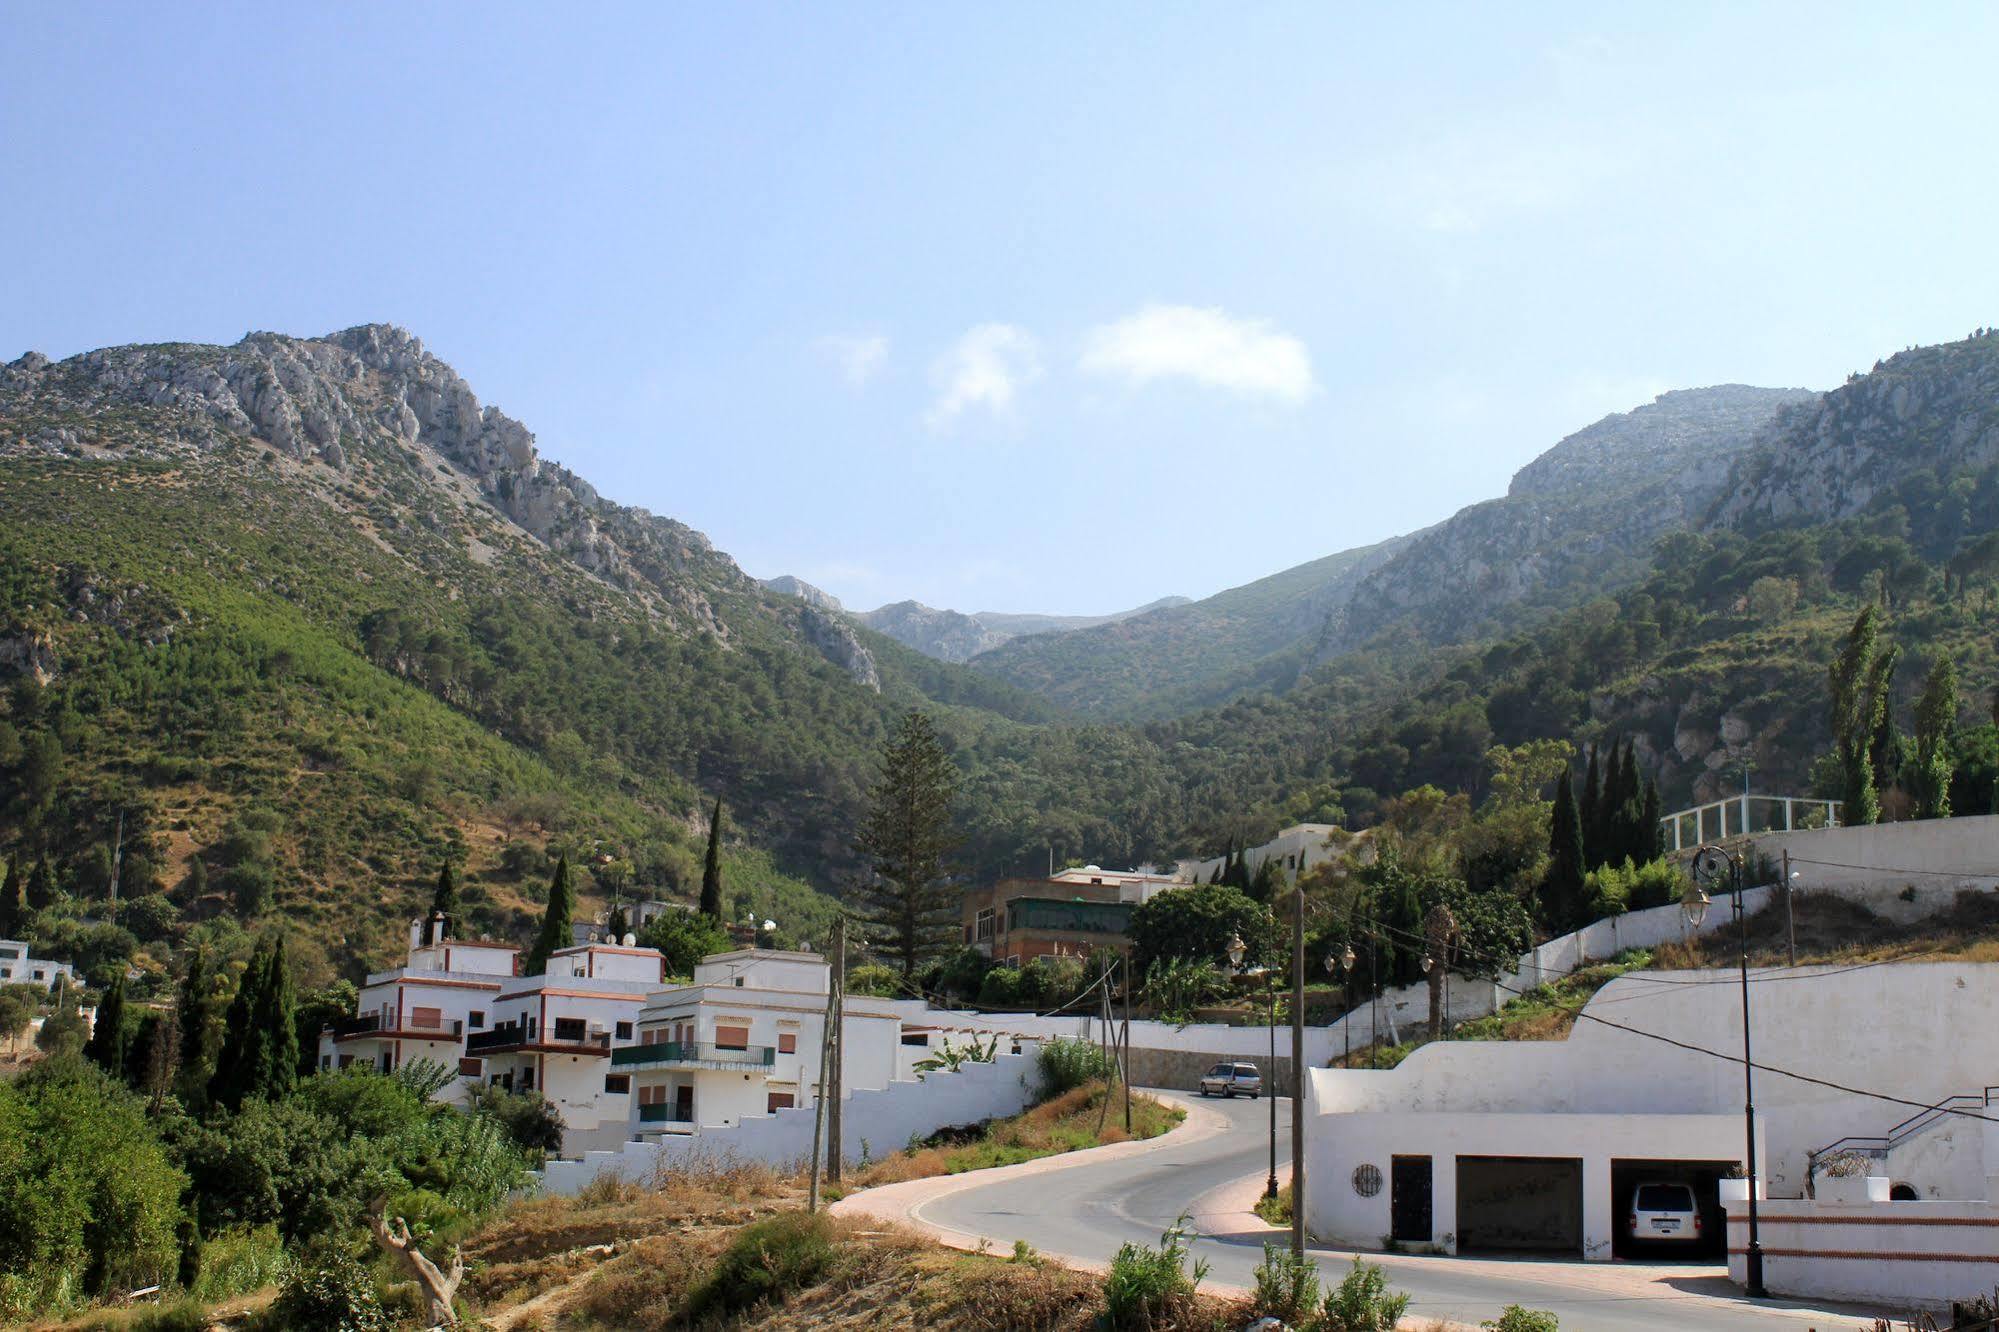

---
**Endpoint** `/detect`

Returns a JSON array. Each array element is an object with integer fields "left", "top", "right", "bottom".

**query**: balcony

[
  {"left": 638, "top": 1102, "right": 695, "bottom": 1124},
  {"left": 331, "top": 1013, "right": 463, "bottom": 1041},
  {"left": 611, "top": 1040, "right": 776, "bottom": 1070},
  {"left": 466, "top": 1024, "right": 611, "bottom": 1054}
]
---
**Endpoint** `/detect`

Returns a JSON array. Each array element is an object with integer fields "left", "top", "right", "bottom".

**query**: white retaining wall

[
  {"left": 541, "top": 1042, "right": 1044, "bottom": 1194},
  {"left": 1726, "top": 1192, "right": 1999, "bottom": 1310}
]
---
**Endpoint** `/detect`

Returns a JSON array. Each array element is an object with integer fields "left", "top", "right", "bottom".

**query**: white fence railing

[{"left": 1661, "top": 794, "right": 1841, "bottom": 851}]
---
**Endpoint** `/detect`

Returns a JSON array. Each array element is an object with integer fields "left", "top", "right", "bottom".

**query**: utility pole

[
  {"left": 807, "top": 939, "right": 840, "bottom": 1213},
  {"left": 1119, "top": 946, "right": 1132, "bottom": 1136},
  {"left": 1781, "top": 849, "right": 1796, "bottom": 967},
  {"left": 826, "top": 916, "right": 846, "bottom": 1184},
  {"left": 1290, "top": 885, "right": 1307, "bottom": 1261}
]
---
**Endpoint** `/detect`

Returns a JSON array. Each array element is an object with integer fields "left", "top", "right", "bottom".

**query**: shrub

[
  {"left": 467, "top": 1083, "right": 566, "bottom": 1159},
  {"left": 977, "top": 965, "right": 1023, "bottom": 1008},
  {"left": 680, "top": 1210, "right": 836, "bottom": 1322},
  {"left": 1320, "top": 1256, "right": 1410, "bottom": 1332},
  {"left": 1250, "top": 1241, "right": 1320, "bottom": 1325},
  {"left": 844, "top": 964, "right": 902, "bottom": 998},
  {"left": 1102, "top": 1215, "right": 1207, "bottom": 1330},
  {"left": 1483, "top": 1306, "right": 1560, "bottom": 1332},
  {"left": 265, "top": 1252, "right": 390, "bottom": 1332},
  {"left": 1037, "top": 1036, "right": 1114, "bottom": 1097},
  {"left": 187, "top": 1225, "right": 288, "bottom": 1303}
]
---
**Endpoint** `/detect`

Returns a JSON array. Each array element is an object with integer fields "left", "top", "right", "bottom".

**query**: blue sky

[{"left": 5, "top": 5, "right": 1997, "bottom": 615}]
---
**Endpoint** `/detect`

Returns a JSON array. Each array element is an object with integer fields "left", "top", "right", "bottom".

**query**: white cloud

[
  {"left": 818, "top": 333, "right": 889, "bottom": 386},
  {"left": 926, "top": 323, "right": 1040, "bottom": 427},
  {"left": 1079, "top": 305, "right": 1315, "bottom": 403}
]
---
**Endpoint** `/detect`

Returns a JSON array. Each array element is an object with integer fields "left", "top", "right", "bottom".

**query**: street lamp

[
  {"left": 1227, "top": 933, "right": 1280, "bottom": 1201},
  {"left": 1688, "top": 845, "right": 1767, "bottom": 1300},
  {"left": 1336, "top": 945, "right": 1356, "bottom": 1067}
]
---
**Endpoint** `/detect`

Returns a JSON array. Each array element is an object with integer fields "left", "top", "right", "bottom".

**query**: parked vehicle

[
  {"left": 1198, "top": 1061, "right": 1262, "bottom": 1098},
  {"left": 1628, "top": 1181, "right": 1701, "bottom": 1243}
]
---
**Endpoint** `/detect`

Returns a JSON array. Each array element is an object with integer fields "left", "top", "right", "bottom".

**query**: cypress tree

[
  {"left": 1543, "top": 767, "right": 1587, "bottom": 932},
  {"left": 185, "top": 856, "right": 207, "bottom": 900},
  {"left": 26, "top": 855, "right": 55, "bottom": 910},
  {"left": 0, "top": 858, "right": 22, "bottom": 938},
  {"left": 1612, "top": 740, "right": 1643, "bottom": 864},
  {"left": 1912, "top": 652, "right": 1960, "bottom": 819},
  {"left": 1639, "top": 779, "right": 1663, "bottom": 862},
  {"left": 209, "top": 943, "right": 268, "bottom": 1110},
  {"left": 177, "top": 948, "right": 212, "bottom": 1103},
  {"left": 528, "top": 857, "right": 576, "bottom": 975},
  {"left": 252, "top": 936, "right": 300, "bottom": 1097},
  {"left": 1830, "top": 606, "right": 1892, "bottom": 825},
  {"left": 700, "top": 799, "right": 725, "bottom": 921},
  {"left": 1579, "top": 748, "right": 1602, "bottom": 868},
  {"left": 605, "top": 903, "right": 629, "bottom": 941},
  {"left": 85, "top": 972, "right": 129, "bottom": 1077},
  {"left": 428, "top": 861, "right": 459, "bottom": 943}
]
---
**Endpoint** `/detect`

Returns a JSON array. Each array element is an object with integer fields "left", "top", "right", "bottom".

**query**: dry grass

[
  {"left": 847, "top": 1083, "right": 1182, "bottom": 1189},
  {"left": 1658, "top": 889, "right": 1999, "bottom": 970}
]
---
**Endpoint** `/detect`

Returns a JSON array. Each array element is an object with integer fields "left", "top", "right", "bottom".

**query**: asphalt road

[{"left": 916, "top": 1091, "right": 1883, "bottom": 1332}]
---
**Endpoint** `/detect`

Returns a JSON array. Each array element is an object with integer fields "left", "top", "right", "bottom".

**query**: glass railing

[
  {"left": 637, "top": 1102, "right": 695, "bottom": 1123},
  {"left": 611, "top": 1040, "right": 776, "bottom": 1068}
]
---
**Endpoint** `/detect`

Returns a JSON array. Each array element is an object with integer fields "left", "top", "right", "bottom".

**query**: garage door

[{"left": 1456, "top": 1156, "right": 1583, "bottom": 1255}]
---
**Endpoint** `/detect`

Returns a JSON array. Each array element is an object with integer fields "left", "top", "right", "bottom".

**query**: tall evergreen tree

[
  {"left": 26, "top": 855, "right": 55, "bottom": 911},
  {"left": 1543, "top": 767, "right": 1587, "bottom": 931},
  {"left": 0, "top": 858, "right": 22, "bottom": 938},
  {"left": 84, "top": 972, "right": 129, "bottom": 1077},
  {"left": 1579, "top": 747, "right": 1603, "bottom": 868},
  {"left": 1830, "top": 606, "right": 1893, "bottom": 825},
  {"left": 527, "top": 857, "right": 576, "bottom": 975},
  {"left": 605, "top": 903, "right": 629, "bottom": 941},
  {"left": 428, "top": 861, "right": 459, "bottom": 942},
  {"left": 141, "top": 1005, "right": 181, "bottom": 1108},
  {"left": 208, "top": 944, "right": 269, "bottom": 1110},
  {"left": 852, "top": 710, "right": 961, "bottom": 978},
  {"left": 185, "top": 856, "right": 207, "bottom": 900},
  {"left": 1912, "top": 652, "right": 1960, "bottom": 819},
  {"left": 1639, "top": 778, "right": 1663, "bottom": 861},
  {"left": 1246, "top": 856, "right": 1280, "bottom": 905},
  {"left": 699, "top": 799, "right": 725, "bottom": 921},
  {"left": 252, "top": 936, "right": 300, "bottom": 1098},
  {"left": 1613, "top": 740, "right": 1644, "bottom": 864},
  {"left": 177, "top": 947, "right": 212, "bottom": 1104}
]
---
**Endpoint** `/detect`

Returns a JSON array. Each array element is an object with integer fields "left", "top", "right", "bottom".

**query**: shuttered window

[
  {"left": 778, "top": 1032, "right": 797, "bottom": 1054},
  {"left": 715, "top": 1025, "right": 750, "bottom": 1051}
]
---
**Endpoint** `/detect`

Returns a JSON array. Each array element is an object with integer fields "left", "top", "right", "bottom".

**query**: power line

[{"left": 1785, "top": 854, "right": 1999, "bottom": 879}]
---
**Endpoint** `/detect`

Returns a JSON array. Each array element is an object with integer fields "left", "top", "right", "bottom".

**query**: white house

[
  {"left": 0, "top": 938, "right": 75, "bottom": 989},
  {"left": 1301, "top": 961, "right": 1999, "bottom": 1272},
  {"left": 469, "top": 940, "right": 667, "bottom": 1148},
  {"left": 610, "top": 949, "right": 908, "bottom": 1148},
  {"left": 319, "top": 917, "right": 518, "bottom": 1099},
  {"left": 1183, "top": 823, "right": 1357, "bottom": 883}
]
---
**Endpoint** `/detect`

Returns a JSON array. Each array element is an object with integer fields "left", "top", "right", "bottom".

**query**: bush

[
  {"left": 1483, "top": 1306, "right": 1560, "bottom": 1332},
  {"left": 467, "top": 1083, "right": 566, "bottom": 1159},
  {"left": 680, "top": 1210, "right": 836, "bottom": 1322},
  {"left": 1037, "top": 1037, "right": 1114, "bottom": 1097},
  {"left": 977, "top": 965, "right": 1023, "bottom": 1008},
  {"left": 1250, "top": 1241, "right": 1320, "bottom": 1325},
  {"left": 1319, "top": 1256, "right": 1409, "bottom": 1332},
  {"left": 636, "top": 909, "right": 732, "bottom": 978},
  {"left": 187, "top": 1225, "right": 288, "bottom": 1303},
  {"left": 844, "top": 964, "right": 902, "bottom": 998},
  {"left": 265, "top": 1252, "right": 390, "bottom": 1332},
  {"left": 1102, "top": 1215, "right": 1207, "bottom": 1330}
]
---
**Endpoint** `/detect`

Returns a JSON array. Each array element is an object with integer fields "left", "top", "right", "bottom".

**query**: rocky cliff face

[
  {"left": 1710, "top": 334, "right": 1999, "bottom": 529},
  {"left": 0, "top": 326, "right": 881, "bottom": 688},
  {"left": 1316, "top": 384, "right": 1813, "bottom": 659}
]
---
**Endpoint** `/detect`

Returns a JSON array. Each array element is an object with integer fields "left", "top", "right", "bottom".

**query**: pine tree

[
  {"left": 852, "top": 710, "right": 961, "bottom": 978},
  {"left": 85, "top": 972, "right": 129, "bottom": 1078},
  {"left": 209, "top": 944, "right": 268, "bottom": 1110},
  {"left": 1912, "top": 652, "right": 1960, "bottom": 819},
  {"left": 1579, "top": 748, "right": 1603, "bottom": 868},
  {"left": 253, "top": 936, "right": 300, "bottom": 1097},
  {"left": 527, "top": 857, "right": 576, "bottom": 975},
  {"left": 26, "top": 855, "right": 55, "bottom": 911},
  {"left": 0, "top": 858, "right": 22, "bottom": 938},
  {"left": 428, "top": 861, "right": 459, "bottom": 942},
  {"left": 1543, "top": 767, "right": 1587, "bottom": 931},
  {"left": 699, "top": 799, "right": 725, "bottom": 921}
]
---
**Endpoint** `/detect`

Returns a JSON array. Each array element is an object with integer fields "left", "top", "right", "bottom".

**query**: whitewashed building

[
  {"left": 320, "top": 918, "right": 518, "bottom": 1098},
  {"left": 469, "top": 940, "right": 667, "bottom": 1147},
  {"left": 0, "top": 938, "right": 75, "bottom": 989}
]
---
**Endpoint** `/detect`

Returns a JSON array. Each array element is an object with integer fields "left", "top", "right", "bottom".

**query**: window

[
  {"left": 519, "top": 1067, "right": 534, "bottom": 1090},
  {"left": 553, "top": 1017, "right": 586, "bottom": 1043},
  {"left": 975, "top": 908, "right": 995, "bottom": 941},
  {"left": 615, "top": 1021, "right": 633, "bottom": 1040},
  {"left": 411, "top": 1006, "right": 442, "bottom": 1030},
  {"left": 604, "top": 1074, "right": 631, "bottom": 1094},
  {"left": 901, "top": 1033, "right": 930, "bottom": 1047},
  {"left": 459, "top": 1057, "right": 482, "bottom": 1077},
  {"left": 469, "top": 1010, "right": 485, "bottom": 1028},
  {"left": 778, "top": 1032, "right": 797, "bottom": 1054},
  {"left": 766, "top": 1092, "right": 795, "bottom": 1113},
  {"left": 639, "top": 1084, "right": 665, "bottom": 1106},
  {"left": 320, "top": 1055, "right": 331, "bottom": 1071},
  {"left": 715, "top": 1025, "right": 750, "bottom": 1051},
  {"left": 733, "top": 976, "right": 744, "bottom": 987}
]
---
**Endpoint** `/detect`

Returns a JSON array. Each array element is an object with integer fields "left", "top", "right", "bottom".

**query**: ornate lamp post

[
  {"left": 1685, "top": 846, "right": 1767, "bottom": 1299},
  {"left": 1229, "top": 932, "right": 1281, "bottom": 1200}
]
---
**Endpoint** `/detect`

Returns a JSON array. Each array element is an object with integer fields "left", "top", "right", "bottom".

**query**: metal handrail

[
  {"left": 611, "top": 1040, "right": 777, "bottom": 1068},
  {"left": 1807, "top": 1087, "right": 1999, "bottom": 1170}
]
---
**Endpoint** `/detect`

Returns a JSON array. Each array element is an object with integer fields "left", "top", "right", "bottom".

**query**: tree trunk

[{"left": 369, "top": 1208, "right": 463, "bottom": 1326}]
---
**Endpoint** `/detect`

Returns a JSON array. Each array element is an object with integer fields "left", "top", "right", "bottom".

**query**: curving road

[{"left": 892, "top": 1091, "right": 1887, "bottom": 1332}]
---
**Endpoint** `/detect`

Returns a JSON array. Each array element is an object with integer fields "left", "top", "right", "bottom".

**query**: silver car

[
  {"left": 1199, "top": 1061, "right": 1262, "bottom": 1099},
  {"left": 1628, "top": 1181, "right": 1701, "bottom": 1243}
]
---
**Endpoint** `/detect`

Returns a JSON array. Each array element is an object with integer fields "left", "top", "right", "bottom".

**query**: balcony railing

[
  {"left": 466, "top": 1025, "right": 611, "bottom": 1054},
  {"left": 331, "top": 1013, "right": 463, "bottom": 1039},
  {"left": 611, "top": 1040, "right": 776, "bottom": 1069},
  {"left": 638, "top": 1102, "right": 695, "bottom": 1124}
]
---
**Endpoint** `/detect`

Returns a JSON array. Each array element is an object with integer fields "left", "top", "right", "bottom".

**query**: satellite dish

[
  {"left": 588, "top": 929, "right": 602, "bottom": 944},
  {"left": 621, "top": 932, "right": 637, "bottom": 947}
]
